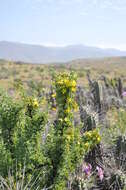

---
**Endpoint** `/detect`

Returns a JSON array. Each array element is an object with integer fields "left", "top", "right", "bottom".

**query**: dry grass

[{"left": 0, "top": 56, "right": 126, "bottom": 90}]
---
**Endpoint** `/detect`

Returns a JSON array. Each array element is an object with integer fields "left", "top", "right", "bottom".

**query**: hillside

[{"left": 0, "top": 41, "right": 126, "bottom": 63}]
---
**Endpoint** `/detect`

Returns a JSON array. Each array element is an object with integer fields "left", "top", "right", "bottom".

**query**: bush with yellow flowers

[
  {"left": 0, "top": 90, "right": 48, "bottom": 186},
  {"left": 54, "top": 72, "right": 77, "bottom": 130},
  {"left": 82, "top": 129, "right": 101, "bottom": 151},
  {"left": 0, "top": 72, "right": 101, "bottom": 190},
  {"left": 43, "top": 72, "right": 101, "bottom": 190},
  {"left": 24, "top": 96, "right": 39, "bottom": 116}
]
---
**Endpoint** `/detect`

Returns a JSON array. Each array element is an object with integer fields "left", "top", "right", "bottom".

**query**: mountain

[{"left": 0, "top": 41, "right": 126, "bottom": 63}]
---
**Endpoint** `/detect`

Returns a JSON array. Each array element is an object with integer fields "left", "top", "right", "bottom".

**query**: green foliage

[
  {"left": 0, "top": 90, "right": 47, "bottom": 181},
  {"left": 0, "top": 72, "right": 101, "bottom": 189},
  {"left": 43, "top": 72, "right": 101, "bottom": 189}
]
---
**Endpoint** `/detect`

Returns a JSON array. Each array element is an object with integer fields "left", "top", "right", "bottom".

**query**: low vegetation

[{"left": 0, "top": 59, "right": 126, "bottom": 189}]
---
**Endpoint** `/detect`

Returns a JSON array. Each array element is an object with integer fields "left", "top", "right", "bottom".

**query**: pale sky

[{"left": 0, "top": 0, "right": 126, "bottom": 50}]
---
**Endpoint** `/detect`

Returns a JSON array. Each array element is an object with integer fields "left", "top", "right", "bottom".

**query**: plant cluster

[
  {"left": 0, "top": 92, "right": 47, "bottom": 185},
  {"left": 0, "top": 72, "right": 106, "bottom": 190},
  {"left": 43, "top": 72, "right": 101, "bottom": 189}
]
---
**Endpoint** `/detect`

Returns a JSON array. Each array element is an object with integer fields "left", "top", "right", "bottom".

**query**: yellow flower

[
  {"left": 85, "top": 131, "right": 92, "bottom": 138},
  {"left": 65, "top": 107, "right": 71, "bottom": 114},
  {"left": 84, "top": 142, "right": 90, "bottom": 149},
  {"left": 52, "top": 107, "right": 56, "bottom": 111},
  {"left": 71, "top": 87, "right": 76, "bottom": 92},
  {"left": 71, "top": 80, "right": 76, "bottom": 87},
  {"left": 64, "top": 79, "right": 69, "bottom": 84},
  {"left": 67, "top": 98, "right": 72, "bottom": 103},
  {"left": 63, "top": 79, "right": 70, "bottom": 87},
  {"left": 33, "top": 98, "right": 39, "bottom": 108},
  {"left": 57, "top": 80, "right": 63, "bottom": 85},
  {"left": 51, "top": 93, "right": 56, "bottom": 98},
  {"left": 97, "top": 136, "right": 101, "bottom": 143},
  {"left": 66, "top": 128, "right": 74, "bottom": 136}
]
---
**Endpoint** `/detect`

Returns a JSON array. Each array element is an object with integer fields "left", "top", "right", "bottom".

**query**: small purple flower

[
  {"left": 82, "top": 163, "right": 92, "bottom": 176},
  {"left": 122, "top": 91, "right": 126, "bottom": 97},
  {"left": 96, "top": 166, "right": 104, "bottom": 181}
]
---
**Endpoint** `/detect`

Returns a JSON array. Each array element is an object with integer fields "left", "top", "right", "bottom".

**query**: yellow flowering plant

[
  {"left": 45, "top": 72, "right": 102, "bottom": 190},
  {"left": 0, "top": 72, "right": 102, "bottom": 190},
  {"left": 53, "top": 72, "right": 77, "bottom": 130},
  {"left": 0, "top": 90, "right": 48, "bottom": 184},
  {"left": 83, "top": 129, "right": 101, "bottom": 151}
]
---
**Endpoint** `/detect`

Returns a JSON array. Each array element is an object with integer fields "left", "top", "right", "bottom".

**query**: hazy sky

[{"left": 0, "top": 0, "right": 126, "bottom": 50}]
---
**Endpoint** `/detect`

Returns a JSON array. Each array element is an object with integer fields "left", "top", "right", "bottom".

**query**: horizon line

[{"left": 0, "top": 40, "right": 126, "bottom": 51}]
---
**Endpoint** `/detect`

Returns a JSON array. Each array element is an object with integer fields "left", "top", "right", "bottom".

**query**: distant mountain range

[{"left": 0, "top": 41, "right": 126, "bottom": 63}]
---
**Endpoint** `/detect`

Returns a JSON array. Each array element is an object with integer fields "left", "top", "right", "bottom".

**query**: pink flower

[
  {"left": 82, "top": 163, "right": 92, "bottom": 176},
  {"left": 96, "top": 166, "right": 104, "bottom": 181},
  {"left": 122, "top": 91, "right": 126, "bottom": 97}
]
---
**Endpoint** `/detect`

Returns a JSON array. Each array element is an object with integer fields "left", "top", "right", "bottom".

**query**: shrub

[
  {"left": 43, "top": 72, "right": 101, "bottom": 189},
  {"left": 0, "top": 72, "right": 101, "bottom": 189},
  {"left": 0, "top": 91, "right": 47, "bottom": 181}
]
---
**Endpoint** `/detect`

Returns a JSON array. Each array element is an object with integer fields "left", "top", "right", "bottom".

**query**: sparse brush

[{"left": 0, "top": 72, "right": 126, "bottom": 190}]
